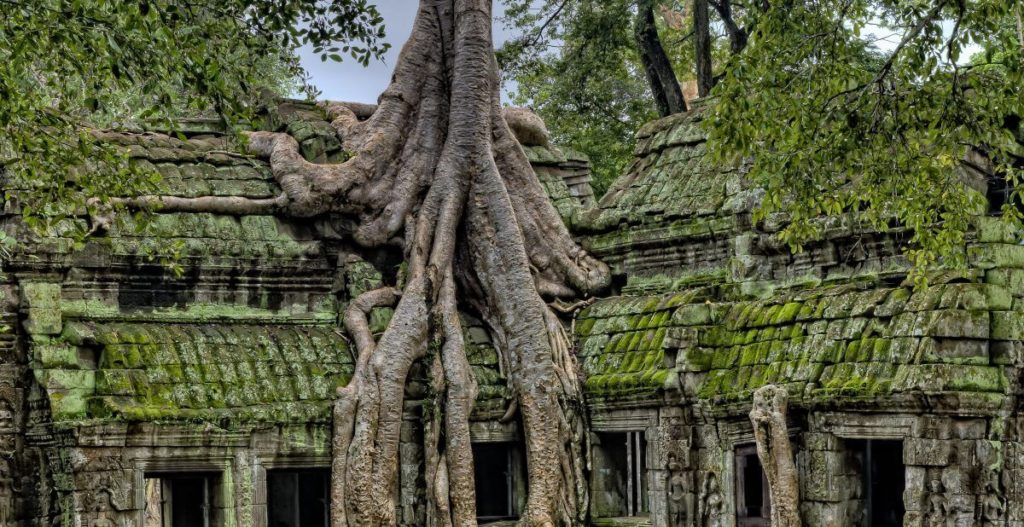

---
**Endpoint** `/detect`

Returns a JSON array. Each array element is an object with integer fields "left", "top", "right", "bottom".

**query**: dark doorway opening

[
  {"left": 848, "top": 439, "right": 906, "bottom": 527},
  {"left": 144, "top": 473, "right": 220, "bottom": 527},
  {"left": 735, "top": 446, "right": 770, "bottom": 527},
  {"left": 590, "top": 431, "right": 648, "bottom": 519},
  {"left": 267, "top": 468, "right": 330, "bottom": 527},
  {"left": 472, "top": 442, "right": 523, "bottom": 523}
]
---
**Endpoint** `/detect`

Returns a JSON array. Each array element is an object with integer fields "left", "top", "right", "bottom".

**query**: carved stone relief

[
  {"left": 0, "top": 458, "right": 14, "bottom": 527},
  {"left": 667, "top": 453, "right": 688, "bottom": 527},
  {"left": 697, "top": 472, "right": 723, "bottom": 527},
  {"left": 979, "top": 468, "right": 1005, "bottom": 524},
  {"left": 925, "top": 479, "right": 949, "bottom": 527}
]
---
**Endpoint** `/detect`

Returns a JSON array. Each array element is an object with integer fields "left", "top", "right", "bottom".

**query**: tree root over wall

[
  {"left": 750, "top": 385, "right": 801, "bottom": 527},
  {"left": 100, "top": 1, "right": 610, "bottom": 525}
]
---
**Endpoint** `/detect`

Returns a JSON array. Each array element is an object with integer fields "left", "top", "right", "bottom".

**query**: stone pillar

[
  {"left": 693, "top": 420, "right": 728, "bottom": 527},
  {"left": 656, "top": 407, "right": 694, "bottom": 527},
  {"left": 14, "top": 281, "right": 64, "bottom": 524},
  {"left": 72, "top": 451, "right": 137, "bottom": 527},
  {"left": 399, "top": 405, "right": 424, "bottom": 527},
  {"left": 253, "top": 462, "right": 268, "bottom": 527},
  {"left": 798, "top": 432, "right": 850, "bottom": 526},
  {"left": 904, "top": 416, "right": 1005, "bottom": 527},
  {"left": 229, "top": 450, "right": 253, "bottom": 527}
]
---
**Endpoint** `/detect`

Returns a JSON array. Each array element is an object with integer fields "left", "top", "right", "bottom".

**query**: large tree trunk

[
  {"left": 103, "top": 1, "right": 609, "bottom": 526},
  {"left": 635, "top": 0, "right": 687, "bottom": 116}
]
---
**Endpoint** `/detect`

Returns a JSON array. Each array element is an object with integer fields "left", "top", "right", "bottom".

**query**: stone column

[
  {"left": 72, "top": 451, "right": 138, "bottom": 527},
  {"left": 798, "top": 432, "right": 849, "bottom": 526},
  {"left": 656, "top": 407, "right": 693, "bottom": 527},
  {"left": 904, "top": 416, "right": 1005, "bottom": 527}
]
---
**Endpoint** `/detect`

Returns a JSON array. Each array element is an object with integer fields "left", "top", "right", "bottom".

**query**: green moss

[
  {"left": 673, "top": 304, "right": 713, "bottom": 326},
  {"left": 576, "top": 318, "right": 596, "bottom": 338},
  {"left": 991, "top": 312, "right": 1024, "bottom": 340},
  {"left": 772, "top": 302, "right": 802, "bottom": 325},
  {"left": 40, "top": 322, "right": 355, "bottom": 424},
  {"left": 95, "top": 370, "right": 139, "bottom": 395},
  {"left": 738, "top": 345, "right": 759, "bottom": 367},
  {"left": 61, "top": 300, "right": 334, "bottom": 322},
  {"left": 969, "top": 243, "right": 1024, "bottom": 270},
  {"left": 49, "top": 390, "right": 89, "bottom": 419},
  {"left": 34, "top": 341, "right": 80, "bottom": 369},
  {"left": 891, "top": 364, "right": 1005, "bottom": 393},
  {"left": 984, "top": 268, "right": 1024, "bottom": 293},
  {"left": 649, "top": 310, "right": 671, "bottom": 327}
]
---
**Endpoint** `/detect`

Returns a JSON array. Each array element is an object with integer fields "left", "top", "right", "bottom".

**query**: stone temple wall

[
  {"left": 571, "top": 101, "right": 1023, "bottom": 527},
  {"left": 0, "top": 100, "right": 598, "bottom": 526},
  {"left": 1, "top": 99, "right": 1023, "bottom": 526}
]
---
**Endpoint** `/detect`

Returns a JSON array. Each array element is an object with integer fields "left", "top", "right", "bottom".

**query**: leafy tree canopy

[
  {"left": 500, "top": 0, "right": 747, "bottom": 196},
  {"left": 0, "top": 0, "right": 388, "bottom": 240},
  {"left": 706, "top": 0, "right": 1024, "bottom": 275},
  {"left": 501, "top": 0, "right": 660, "bottom": 196}
]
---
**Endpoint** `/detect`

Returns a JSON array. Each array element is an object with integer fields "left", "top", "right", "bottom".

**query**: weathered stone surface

[{"left": 3, "top": 100, "right": 1024, "bottom": 527}]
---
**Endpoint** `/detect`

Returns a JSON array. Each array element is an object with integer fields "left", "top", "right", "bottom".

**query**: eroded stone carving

[
  {"left": 750, "top": 385, "right": 800, "bottom": 527},
  {"left": 926, "top": 479, "right": 949, "bottom": 527},
  {"left": 667, "top": 453, "right": 688, "bottom": 526},
  {"left": 980, "top": 469, "right": 1005, "bottom": 523},
  {"left": 502, "top": 107, "right": 550, "bottom": 147},
  {"left": 698, "top": 472, "right": 722, "bottom": 527},
  {"left": 0, "top": 458, "right": 13, "bottom": 527}
]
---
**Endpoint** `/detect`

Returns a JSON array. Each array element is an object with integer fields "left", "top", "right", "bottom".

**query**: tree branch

[{"left": 521, "top": 0, "right": 570, "bottom": 50}]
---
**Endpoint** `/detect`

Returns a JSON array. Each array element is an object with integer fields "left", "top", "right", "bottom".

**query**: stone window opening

[
  {"left": 846, "top": 439, "right": 905, "bottom": 527},
  {"left": 144, "top": 472, "right": 221, "bottom": 527},
  {"left": 472, "top": 441, "right": 525, "bottom": 524},
  {"left": 590, "top": 431, "right": 649, "bottom": 520},
  {"left": 734, "top": 445, "right": 770, "bottom": 527},
  {"left": 266, "top": 468, "right": 330, "bottom": 527}
]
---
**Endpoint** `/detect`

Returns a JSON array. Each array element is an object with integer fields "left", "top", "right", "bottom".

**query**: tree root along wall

[
  {"left": 750, "top": 385, "right": 801, "bottom": 527},
  {"left": 100, "top": 1, "right": 610, "bottom": 526}
]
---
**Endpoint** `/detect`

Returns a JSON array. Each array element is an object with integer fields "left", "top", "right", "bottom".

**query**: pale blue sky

[
  {"left": 294, "top": 5, "right": 981, "bottom": 104},
  {"left": 297, "top": 2, "right": 516, "bottom": 104}
]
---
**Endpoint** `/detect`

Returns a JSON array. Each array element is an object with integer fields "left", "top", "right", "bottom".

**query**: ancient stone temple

[{"left": 1, "top": 99, "right": 1021, "bottom": 526}]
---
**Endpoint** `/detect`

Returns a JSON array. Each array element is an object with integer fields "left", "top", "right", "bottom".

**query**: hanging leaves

[
  {"left": 0, "top": 0, "right": 389, "bottom": 243},
  {"left": 706, "top": 0, "right": 1024, "bottom": 277}
]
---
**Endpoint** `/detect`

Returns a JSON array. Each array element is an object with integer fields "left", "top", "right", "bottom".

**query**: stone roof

[
  {"left": 7, "top": 100, "right": 574, "bottom": 425},
  {"left": 572, "top": 102, "right": 1024, "bottom": 410},
  {"left": 577, "top": 276, "right": 1018, "bottom": 410},
  {"left": 576, "top": 291, "right": 697, "bottom": 402},
  {"left": 10, "top": 97, "right": 1021, "bottom": 423},
  {"left": 582, "top": 107, "right": 750, "bottom": 231},
  {"left": 39, "top": 321, "right": 353, "bottom": 423}
]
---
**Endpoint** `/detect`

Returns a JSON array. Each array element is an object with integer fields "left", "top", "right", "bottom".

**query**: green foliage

[
  {"left": 501, "top": 1, "right": 660, "bottom": 196},
  {"left": 1, "top": 0, "right": 388, "bottom": 242},
  {"left": 500, "top": 0, "right": 750, "bottom": 196},
  {"left": 0, "top": 229, "right": 12, "bottom": 281},
  {"left": 706, "top": 0, "right": 1024, "bottom": 278}
]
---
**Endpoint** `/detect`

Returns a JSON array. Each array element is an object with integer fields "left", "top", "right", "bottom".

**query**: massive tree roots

[{"left": 108, "top": 1, "right": 610, "bottom": 525}]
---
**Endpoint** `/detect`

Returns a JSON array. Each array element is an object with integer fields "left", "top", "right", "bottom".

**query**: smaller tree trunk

[
  {"left": 711, "top": 0, "right": 748, "bottom": 54},
  {"left": 635, "top": 0, "right": 687, "bottom": 116},
  {"left": 694, "top": 0, "right": 714, "bottom": 97},
  {"left": 1016, "top": 6, "right": 1023, "bottom": 50},
  {"left": 749, "top": 385, "right": 801, "bottom": 527}
]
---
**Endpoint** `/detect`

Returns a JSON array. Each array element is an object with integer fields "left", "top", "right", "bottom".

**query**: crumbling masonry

[{"left": 1, "top": 99, "right": 1022, "bottom": 526}]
